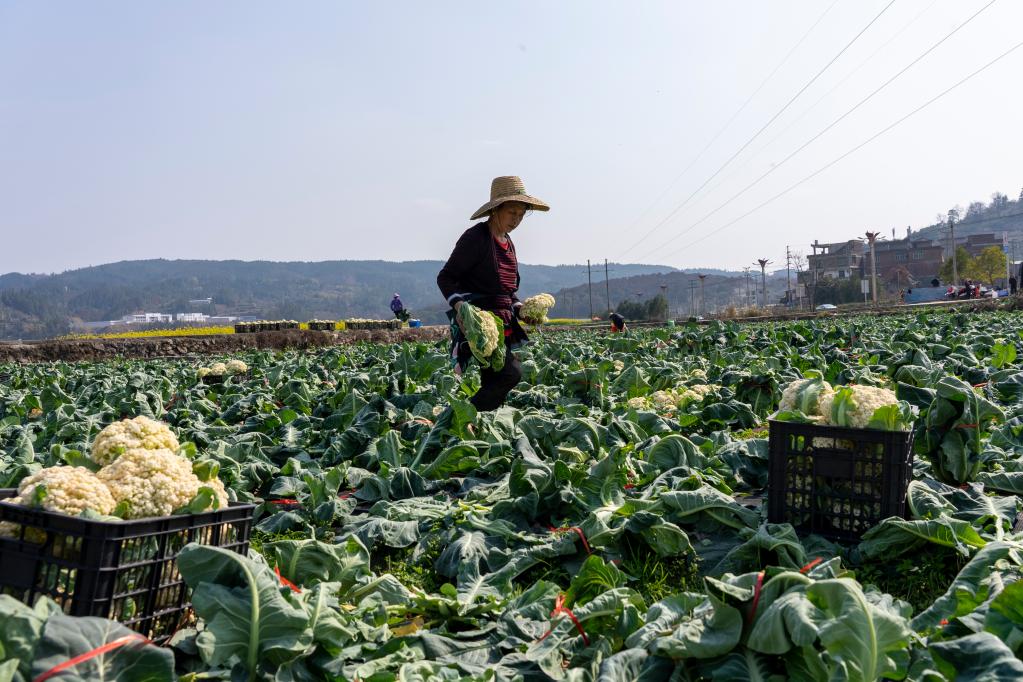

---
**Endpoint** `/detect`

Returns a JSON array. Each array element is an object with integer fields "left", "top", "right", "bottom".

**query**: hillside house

[
  {"left": 804, "top": 240, "right": 864, "bottom": 281},
  {"left": 871, "top": 238, "right": 944, "bottom": 284}
]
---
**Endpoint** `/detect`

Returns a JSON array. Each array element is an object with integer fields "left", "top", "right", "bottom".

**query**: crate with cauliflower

[
  {"left": 767, "top": 378, "right": 916, "bottom": 540},
  {"left": 197, "top": 358, "right": 249, "bottom": 383},
  {"left": 0, "top": 416, "right": 254, "bottom": 642}
]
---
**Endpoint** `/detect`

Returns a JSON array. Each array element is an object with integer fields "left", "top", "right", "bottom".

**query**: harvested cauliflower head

[
  {"left": 98, "top": 448, "right": 228, "bottom": 519},
  {"left": 819, "top": 384, "right": 900, "bottom": 429},
  {"left": 226, "top": 359, "right": 248, "bottom": 374},
  {"left": 91, "top": 416, "right": 180, "bottom": 466},
  {"left": 209, "top": 362, "right": 228, "bottom": 376},
  {"left": 15, "top": 466, "right": 116, "bottom": 516},
  {"left": 458, "top": 304, "right": 501, "bottom": 360},
  {"left": 779, "top": 378, "right": 834, "bottom": 416},
  {"left": 520, "top": 293, "right": 556, "bottom": 324}
]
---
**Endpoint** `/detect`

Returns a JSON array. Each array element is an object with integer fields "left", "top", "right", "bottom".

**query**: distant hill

[
  {"left": 0, "top": 259, "right": 677, "bottom": 339},
  {"left": 550, "top": 269, "right": 791, "bottom": 319},
  {"left": 909, "top": 190, "right": 1023, "bottom": 246}
]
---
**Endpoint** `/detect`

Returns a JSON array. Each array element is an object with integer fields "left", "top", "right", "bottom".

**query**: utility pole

[
  {"left": 586, "top": 260, "right": 593, "bottom": 320},
  {"left": 604, "top": 259, "right": 611, "bottom": 317},
  {"left": 742, "top": 267, "right": 751, "bottom": 307},
  {"left": 948, "top": 211, "right": 959, "bottom": 286},
  {"left": 697, "top": 274, "right": 707, "bottom": 316},
  {"left": 786, "top": 246, "right": 792, "bottom": 307},
  {"left": 660, "top": 284, "right": 669, "bottom": 319},
  {"left": 756, "top": 259, "right": 771, "bottom": 308},
  {"left": 689, "top": 280, "right": 697, "bottom": 317},
  {"left": 865, "top": 231, "right": 880, "bottom": 305}
]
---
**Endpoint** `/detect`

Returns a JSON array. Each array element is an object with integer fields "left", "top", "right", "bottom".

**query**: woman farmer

[{"left": 437, "top": 176, "right": 549, "bottom": 411}]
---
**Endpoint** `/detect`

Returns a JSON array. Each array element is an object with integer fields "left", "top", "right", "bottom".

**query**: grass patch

[
  {"left": 619, "top": 537, "right": 701, "bottom": 605},
  {"left": 855, "top": 547, "right": 967, "bottom": 615}
]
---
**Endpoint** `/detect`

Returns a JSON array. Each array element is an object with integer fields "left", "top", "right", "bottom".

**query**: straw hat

[{"left": 470, "top": 176, "right": 550, "bottom": 220}]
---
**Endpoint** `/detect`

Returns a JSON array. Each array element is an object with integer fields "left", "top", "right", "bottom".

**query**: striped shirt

[{"left": 494, "top": 238, "right": 517, "bottom": 334}]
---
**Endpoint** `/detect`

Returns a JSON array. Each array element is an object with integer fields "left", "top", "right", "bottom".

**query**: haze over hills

[{"left": 0, "top": 259, "right": 680, "bottom": 339}]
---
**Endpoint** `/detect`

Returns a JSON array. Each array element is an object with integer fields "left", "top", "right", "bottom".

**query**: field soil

[{"left": 0, "top": 327, "right": 450, "bottom": 363}]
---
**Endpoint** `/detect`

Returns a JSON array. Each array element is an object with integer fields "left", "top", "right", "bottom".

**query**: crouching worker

[
  {"left": 437, "top": 176, "right": 549, "bottom": 410},
  {"left": 610, "top": 311, "right": 627, "bottom": 333}
]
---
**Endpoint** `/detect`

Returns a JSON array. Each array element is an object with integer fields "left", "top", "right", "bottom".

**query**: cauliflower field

[{"left": 3, "top": 311, "right": 1023, "bottom": 679}]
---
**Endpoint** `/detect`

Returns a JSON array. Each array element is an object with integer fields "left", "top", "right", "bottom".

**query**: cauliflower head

[
  {"left": 520, "top": 293, "right": 556, "bottom": 324},
  {"left": 626, "top": 397, "right": 648, "bottom": 409},
  {"left": 779, "top": 378, "right": 834, "bottom": 415},
  {"left": 91, "top": 416, "right": 180, "bottom": 466},
  {"left": 688, "top": 384, "right": 719, "bottom": 397},
  {"left": 197, "top": 367, "right": 212, "bottom": 378},
  {"left": 819, "top": 384, "right": 901, "bottom": 429},
  {"left": 98, "top": 448, "right": 228, "bottom": 519},
  {"left": 458, "top": 303, "right": 501, "bottom": 364},
  {"left": 209, "top": 362, "right": 228, "bottom": 376},
  {"left": 14, "top": 466, "right": 117, "bottom": 516},
  {"left": 226, "top": 359, "right": 248, "bottom": 374}
]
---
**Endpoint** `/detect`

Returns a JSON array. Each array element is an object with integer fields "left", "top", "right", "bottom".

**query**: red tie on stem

[
  {"left": 800, "top": 557, "right": 823, "bottom": 574},
  {"left": 275, "top": 565, "right": 302, "bottom": 593},
  {"left": 34, "top": 634, "right": 152, "bottom": 682},
  {"left": 537, "top": 593, "right": 589, "bottom": 645},
  {"left": 747, "top": 571, "right": 766, "bottom": 627},
  {"left": 548, "top": 525, "right": 591, "bottom": 554}
]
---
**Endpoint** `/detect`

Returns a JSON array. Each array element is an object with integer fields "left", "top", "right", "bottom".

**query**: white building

[
  {"left": 176, "top": 313, "right": 209, "bottom": 323},
  {"left": 120, "top": 313, "right": 173, "bottom": 324}
]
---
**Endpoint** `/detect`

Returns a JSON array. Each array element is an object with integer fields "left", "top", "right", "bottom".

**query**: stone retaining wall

[{"left": 0, "top": 327, "right": 450, "bottom": 363}]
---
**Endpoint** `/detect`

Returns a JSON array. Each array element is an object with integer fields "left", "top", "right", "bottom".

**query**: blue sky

[{"left": 2, "top": 1, "right": 1022, "bottom": 274}]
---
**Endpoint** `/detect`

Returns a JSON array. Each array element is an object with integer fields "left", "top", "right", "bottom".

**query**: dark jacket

[{"left": 437, "top": 222, "right": 528, "bottom": 345}]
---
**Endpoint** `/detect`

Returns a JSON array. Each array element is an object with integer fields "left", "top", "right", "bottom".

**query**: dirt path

[{"left": 0, "top": 327, "right": 450, "bottom": 363}]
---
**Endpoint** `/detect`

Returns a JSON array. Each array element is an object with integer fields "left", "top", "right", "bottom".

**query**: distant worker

[
  {"left": 390, "top": 293, "right": 409, "bottom": 322},
  {"left": 610, "top": 311, "right": 627, "bottom": 333},
  {"left": 437, "top": 175, "right": 549, "bottom": 411},
  {"left": 1011, "top": 276, "right": 1017, "bottom": 295},
  {"left": 931, "top": 277, "right": 940, "bottom": 288}
]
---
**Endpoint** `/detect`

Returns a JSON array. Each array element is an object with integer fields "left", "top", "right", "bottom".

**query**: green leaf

[
  {"left": 30, "top": 615, "right": 174, "bottom": 681},
  {"left": 930, "top": 632, "right": 1023, "bottom": 679},
  {"left": 177, "top": 544, "right": 313, "bottom": 675},
  {"left": 804, "top": 578, "right": 911, "bottom": 682}
]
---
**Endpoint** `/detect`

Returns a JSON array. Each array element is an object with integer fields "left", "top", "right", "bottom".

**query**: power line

[
  {"left": 618, "top": 0, "right": 841, "bottom": 258},
  {"left": 700, "top": 0, "right": 940, "bottom": 202},
  {"left": 636, "top": 0, "right": 998, "bottom": 261},
  {"left": 621, "top": 0, "right": 897, "bottom": 258},
  {"left": 660, "top": 37, "right": 1023, "bottom": 259}
]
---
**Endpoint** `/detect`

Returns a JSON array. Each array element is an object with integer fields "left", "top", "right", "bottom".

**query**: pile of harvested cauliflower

[{"left": 0, "top": 416, "right": 228, "bottom": 537}]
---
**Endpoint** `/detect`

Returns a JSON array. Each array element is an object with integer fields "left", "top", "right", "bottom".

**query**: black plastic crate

[
  {"left": 201, "top": 370, "right": 251, "bottom": 385},
  {"left": 767, "top": 420, "right": 914, "bottom": 541},
  {"left": 0, "top": 491, "right": 254, "bottom": 643}
]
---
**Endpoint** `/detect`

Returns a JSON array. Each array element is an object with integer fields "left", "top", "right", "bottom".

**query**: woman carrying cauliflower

[{"left": 437, "top": 176, "right": 549, "bottom": 410}]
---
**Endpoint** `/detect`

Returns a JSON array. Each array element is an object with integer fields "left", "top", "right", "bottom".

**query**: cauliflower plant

[
  {"left": 519, "top": 293, "right": 556, "bottom": 324},
  {"left": 226, "top": 359, "right": 248, "bottom": 374},
  {"left": 91, "top": 416, "right": 180, "bottom": 466},
  {"left": 98, "top": 448, "right": 228, "bottom": 519}
]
